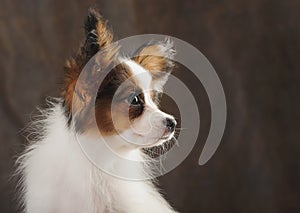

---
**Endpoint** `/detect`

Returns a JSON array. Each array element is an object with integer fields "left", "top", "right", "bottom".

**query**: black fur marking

[
  {"left": 82, "top": 34, "right": 99, "bottom": 59},
  {"left": 84, "top": 9, "right": 100, "bottom": 34},
  {"left": 82, "top": 10, "right": 100, "bottom": 59}
]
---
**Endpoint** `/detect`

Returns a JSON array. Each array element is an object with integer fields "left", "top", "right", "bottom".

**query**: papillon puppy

[{"left": 17, "top": 9, "right": 178, "bottom": 213}]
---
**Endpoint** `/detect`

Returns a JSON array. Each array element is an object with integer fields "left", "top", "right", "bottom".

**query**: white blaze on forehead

[
  {"left": 124, "top": 60, "right": 152, "bottom": 91},
  {"left": 123, "top": 59, "right": 157, "bottom": 108}
]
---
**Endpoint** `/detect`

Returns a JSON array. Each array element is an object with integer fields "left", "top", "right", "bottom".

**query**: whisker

[
  {"left": 172, "top": 136, "right": 180, "bottom": 147},
  {"left": 175, "top": 127, "right": 187, "bottom": 130}
]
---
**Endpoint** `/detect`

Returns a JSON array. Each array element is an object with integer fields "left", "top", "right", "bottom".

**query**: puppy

[{"left": 17, "top": 9, "right": 178, "bottom": 213}]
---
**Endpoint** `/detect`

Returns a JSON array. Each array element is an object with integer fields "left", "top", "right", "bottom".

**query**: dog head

[{"left": 63, "top": 9, "right": 176, "bottom": 149}]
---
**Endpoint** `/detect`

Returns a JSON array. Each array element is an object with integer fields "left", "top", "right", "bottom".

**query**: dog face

[
  {"left": 63, "top": 9, "right": 176, "bottom": 148},
  {"left": 99, "top": 59, "right": 176, "bottom": 148}
]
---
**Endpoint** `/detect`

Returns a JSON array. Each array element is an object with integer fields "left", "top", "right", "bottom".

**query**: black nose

[{"left": 164, "top": 118, "right": 176, "bottom": 132}]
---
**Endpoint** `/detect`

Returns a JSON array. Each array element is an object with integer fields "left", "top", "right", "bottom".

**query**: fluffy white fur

[
  {"left": 17, "top": 101, "right": 176, "bottom": 213},
  {"left": 16, "top": 60, "right": 177, "bottom": 213}
]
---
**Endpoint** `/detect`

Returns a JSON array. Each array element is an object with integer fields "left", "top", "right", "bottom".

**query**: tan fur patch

[
  {"left": 133, "top": 39, "right": 175, "bottom": 79},
  {"left": 61, "top": 9, "right": 119, "bottom": 132}
]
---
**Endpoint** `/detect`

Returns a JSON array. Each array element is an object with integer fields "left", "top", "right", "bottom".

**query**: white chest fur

[{"left": 17, "top": 103, "right": 176, "bottom": 213}]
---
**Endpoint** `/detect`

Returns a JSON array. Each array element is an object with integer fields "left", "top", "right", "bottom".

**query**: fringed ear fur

[
  {"left": 82, "top": 8, "right": 114, "bottom": 59},
  {"left": 62, "top": 8, "right": 118, "bottom": 126},
  {"left": 133, "top": 38, "right": 176, "bottom": 91},
  {"left": 134, "top": 38, "right": 176, "bottom": 77}
]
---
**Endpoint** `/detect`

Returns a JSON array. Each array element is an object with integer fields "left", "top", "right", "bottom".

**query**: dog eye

[{"left": 126, "top": 93, "right": 142, "bottom": 106}]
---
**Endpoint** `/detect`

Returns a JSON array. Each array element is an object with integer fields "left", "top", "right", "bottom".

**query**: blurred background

[{"left": 1, "top": 0, "right": 300, "bottom": 212}]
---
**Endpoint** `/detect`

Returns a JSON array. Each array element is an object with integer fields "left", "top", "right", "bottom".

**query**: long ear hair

[
  {"left": 62, "top": 9, "right": 118, "bottom": 113},
  {"left": 61, "top": 9, "right": 119, "bottom": 128},
  {"left": 133, "top": 38, "right": 176, "bottom": 91}
]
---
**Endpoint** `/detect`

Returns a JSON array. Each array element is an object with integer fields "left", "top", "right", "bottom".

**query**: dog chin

[{"left": 144, "top": 132, "right": 175, "bottom": 148}]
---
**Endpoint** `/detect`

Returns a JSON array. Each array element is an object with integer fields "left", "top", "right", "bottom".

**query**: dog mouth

[
  {"left": 161, "top": 128, "right": 175, "bottom": 140},
  {"left": 160, "top": 134, "right": 172, "bottom": 140},
  {"left": 130, "top": 127, "right": 175, "bottom": 148},
  {"left": 155, "top": 131, "right": 174, "bottom": 145}
]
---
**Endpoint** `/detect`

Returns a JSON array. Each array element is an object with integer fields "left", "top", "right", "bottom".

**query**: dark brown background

[{"left": 1, "top": 0, "right": 300, "bottom": 212}]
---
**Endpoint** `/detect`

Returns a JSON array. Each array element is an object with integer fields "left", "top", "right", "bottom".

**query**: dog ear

[
  {"left": 62, "top": 9, "right": 118, "bottom": 129},
  {"left": 82, "top": 8, "right": 115, "bottom": 60},
  {"left": 133, "top": 38, "right": 176, "bottom": 91}
]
